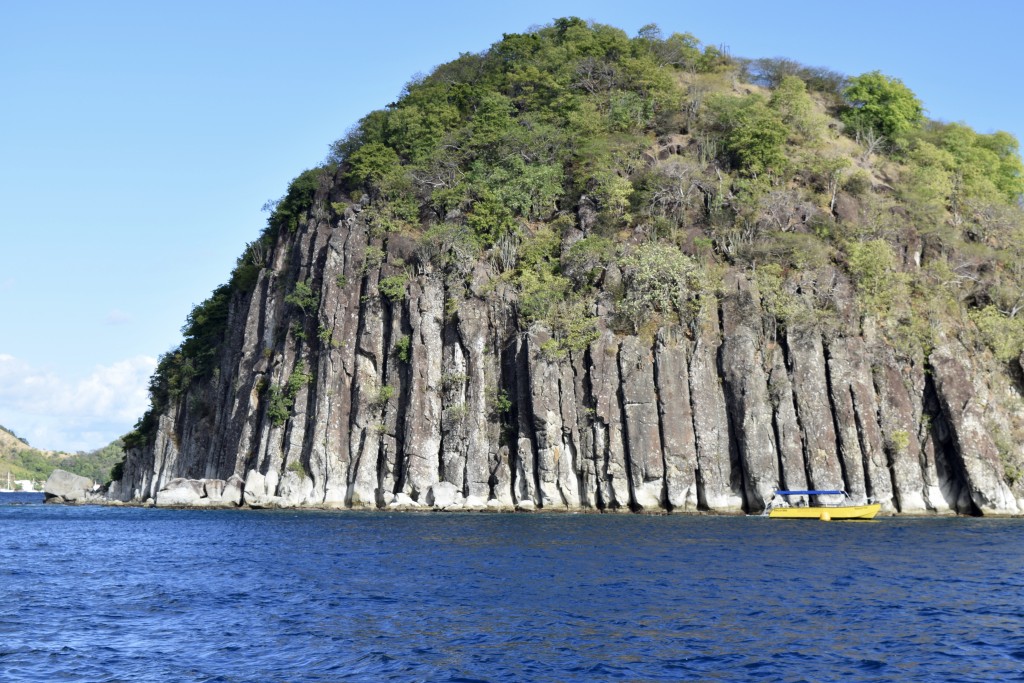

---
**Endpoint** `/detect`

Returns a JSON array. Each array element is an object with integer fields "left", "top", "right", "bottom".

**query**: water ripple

[{"left": 2, "top": 494, "right": 1024, "bottom": 681}]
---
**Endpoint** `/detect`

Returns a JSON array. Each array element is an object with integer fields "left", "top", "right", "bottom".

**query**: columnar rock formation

[{"left": 109, "top": 176, "right": 1024, "bottom": 515}]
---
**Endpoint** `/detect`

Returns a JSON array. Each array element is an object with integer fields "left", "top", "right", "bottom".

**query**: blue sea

[{"left": 1, "top": 492, "right": 1022, "bottom": 682}]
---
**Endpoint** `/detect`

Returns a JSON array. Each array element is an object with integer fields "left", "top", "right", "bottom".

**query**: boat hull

[{"left": 768, "top": 503, "right": 880, "bottom": 520}]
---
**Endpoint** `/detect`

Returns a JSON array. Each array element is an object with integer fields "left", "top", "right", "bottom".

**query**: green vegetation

[
  {"left": 63, "top": 440, "right": 128, "bottom": 483},
  {"left": 266, "top": 361, "right": 315, "bottom": 427},
  {"left": 890, "top": 429, "right": 911, "bottom": 454},
  {"left": 371, "top": 385, "right": 395, "bottom": 408},
  {"left": 841, "top": 71, "right": 924, "bottom": 143},
  {"left": 1, "top": 447, "right": 52, "bottom": 482},
  {"left": 618, "top": 243, "right": 707, "bottom": 332},
  {"left": 707, "top": 94, "right": 788, "bottom": 177},
  {"left": 971, "top": 306, "right": 1024, "bottom": 362},
  {"left": 285, "top": 280, "right": 319, "bottom": 315},
  {"left": 287, "top": 459, "right": 307, "bottom": 478},
  {"left": 266, "top": 169, "right": 323, "bottom": 236},
  {"left": 393, "top": 335, "right": 412, "bottom": 362},
  {"left": 0, "top": 427, "right": 127, "bottom": 485},
  {"left": 378, "top": 273, "right": 409, "bottom": 302},
  {"left": 486, "top": 388, "right": 513, "bottom": 416}
]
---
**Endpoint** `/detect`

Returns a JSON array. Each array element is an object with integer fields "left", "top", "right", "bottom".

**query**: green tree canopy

[{"left": 841, "top": 70, "right": 924, "bottom": 141}]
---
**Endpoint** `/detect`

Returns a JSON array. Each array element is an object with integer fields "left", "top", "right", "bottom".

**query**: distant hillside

[
  {"left": 0, "top": 425, "right": 35, "bottom": 455},
  {"left": 0, "top": 425, "right": 125, "bottom": 484},
  {"left": 58, "top": 440, "right": 127, "bottom": 484},
  {"left": 0, "top": 425, "right": 55, "bottom": 482}
]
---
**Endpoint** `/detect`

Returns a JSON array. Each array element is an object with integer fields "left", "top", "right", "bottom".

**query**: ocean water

[{"left": 1, "top": 493, "right": 1022, "bottom": 682}]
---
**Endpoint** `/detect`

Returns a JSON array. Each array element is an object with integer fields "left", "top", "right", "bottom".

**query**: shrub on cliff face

[
  {"left": 343, "top": 142, "right": 402, "bottom": 191},
  {"left": 287, "top": 459, "right": 307, "bottom": 479},
  {"left": 845, "top": 240, "right": 899, "bottom": 300},
  {"left": 378, "top": 273, "right": 409, "bottom": 302},
  {"left": 563, "top": 236, "right": 616, "bottom": 287},
  {"left": 418, "top": 223, "right": 482, "bottom": 273},
  {"left": 266, "top": 385, "right": 292, "bottom": 427},
  {"left": 769, "top": 76, "right": 825, "bottom": 144},
  {"left": 971, "top": 306, "right": 1024, "bottom": 362},
  {"left": 618, "top": 243, "right": 705, "bottom": 331},
  {"left": 266, "top": 361, "right": 314, "bottom": 428},
  {"left": 517, "top": 268, "right": 571, "bottom": 322},
  {"left": 915, "top": 123, "right": 1024, "bottom": 207},
  {"left": 285, "top": 280, "right": 319, "bottom": 316},
  {"left": 393, "top": 335, "right": 411, "bottom": 363}
]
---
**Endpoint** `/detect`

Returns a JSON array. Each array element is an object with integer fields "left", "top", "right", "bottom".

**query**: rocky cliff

[
  {"left": 108, "top": 173, "right": 1024, "bottom": 514},
  {"left": 107, "top": 20, "right": 1024, "bottom": 515}
]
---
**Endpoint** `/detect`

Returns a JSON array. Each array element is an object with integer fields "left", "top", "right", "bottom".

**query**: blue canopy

[{"left": 773, "top": 490, "right": 844, "bottom": 496}]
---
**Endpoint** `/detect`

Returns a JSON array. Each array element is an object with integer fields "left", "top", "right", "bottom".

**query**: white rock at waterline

[
  {"left": 220, "top": 475, "right": 245, "bottom": 506},
  {"left": 389, "top": 492, "right": 419, "bottom": 508},
  {"left": 464, "top": 495, "right": 487, "bottom": 509},
  {"left": 428, "top": 482, "right": 459, "bottom": 508},
  {"left": 155, "top": 478, "right": 204, "bottom": 506},
  {"left": 203, "top": 479, "right": 226, "bottom": 501},
  {"left": 43, "top": 470, "right": 94, "bottom": 503},
  {"left": 243, "top": 470, "right": 273, "bottom": 508}
]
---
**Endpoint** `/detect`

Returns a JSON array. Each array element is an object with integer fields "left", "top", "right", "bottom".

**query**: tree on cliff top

[{"left": 841, "top": 70, "right": 924, "bottom": 143}]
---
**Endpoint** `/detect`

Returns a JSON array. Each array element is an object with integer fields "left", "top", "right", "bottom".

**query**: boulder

[
  {"left": 43, "top": 469, "right": 94, "bottom": 503},
  {"left": 220, "top": 475, "right": 245, "bottom": 506},
  {"left": 203, "top": 479, "right": 226, "bottom": 502},
  {"left": 243, "top": 470, "right": 273, "bottom": 508},
  {"left": 155, "top": 478, "right": 204, "bottom": 507},
  {"left": 833, "top": 191, "right": 860, "bottom": 224},
  {"left": 428, "top": 481, "right": 459, "bottom": 508},
  {"left": 463, "top": 495, "right": 487, "bottom": 509},
  {"left": 278, "top": 470, "right": 313, "bottom": 507},
  {"left": 389, "top": 492, "right": 420, "bottom": 509}
]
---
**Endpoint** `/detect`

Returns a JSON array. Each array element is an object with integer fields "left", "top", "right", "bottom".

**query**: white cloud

[{"left": 0, "top": 354, "right": 156, "bottom": 452}]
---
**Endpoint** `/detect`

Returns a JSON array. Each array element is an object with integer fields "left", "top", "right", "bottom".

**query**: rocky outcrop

[
  {"left": 44, "top": 469, "right": 95, "bottom": 503},
  {"left": 151, "top": 476, "right": 245, "bottom": 507},
  {"left": 108, "top": 172, "right": 1024, "bottom": 516},
  {"left": 719, "top": 273, "right": 777, "bottom": 511},
  {"left": 929, "top": 341, "right": 1020, "bottom": 515}
]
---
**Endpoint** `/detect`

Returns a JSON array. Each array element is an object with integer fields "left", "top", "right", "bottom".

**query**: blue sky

[{"left": 2, "top": 0, "right": 1022, "bottom": 451}]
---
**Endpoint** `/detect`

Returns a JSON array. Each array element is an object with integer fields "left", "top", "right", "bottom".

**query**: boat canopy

[{"left": 773, "top": 490, "right": 844, "bottom": 496}]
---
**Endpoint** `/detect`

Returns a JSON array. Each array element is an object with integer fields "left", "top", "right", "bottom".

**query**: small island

[{"left": 71, "top": 19, "right": 1023, "bottom": 515}]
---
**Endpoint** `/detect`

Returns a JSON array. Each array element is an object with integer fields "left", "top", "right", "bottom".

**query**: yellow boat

[{"left": 764, "top": 490, "right": 880, "bottom": 520}]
